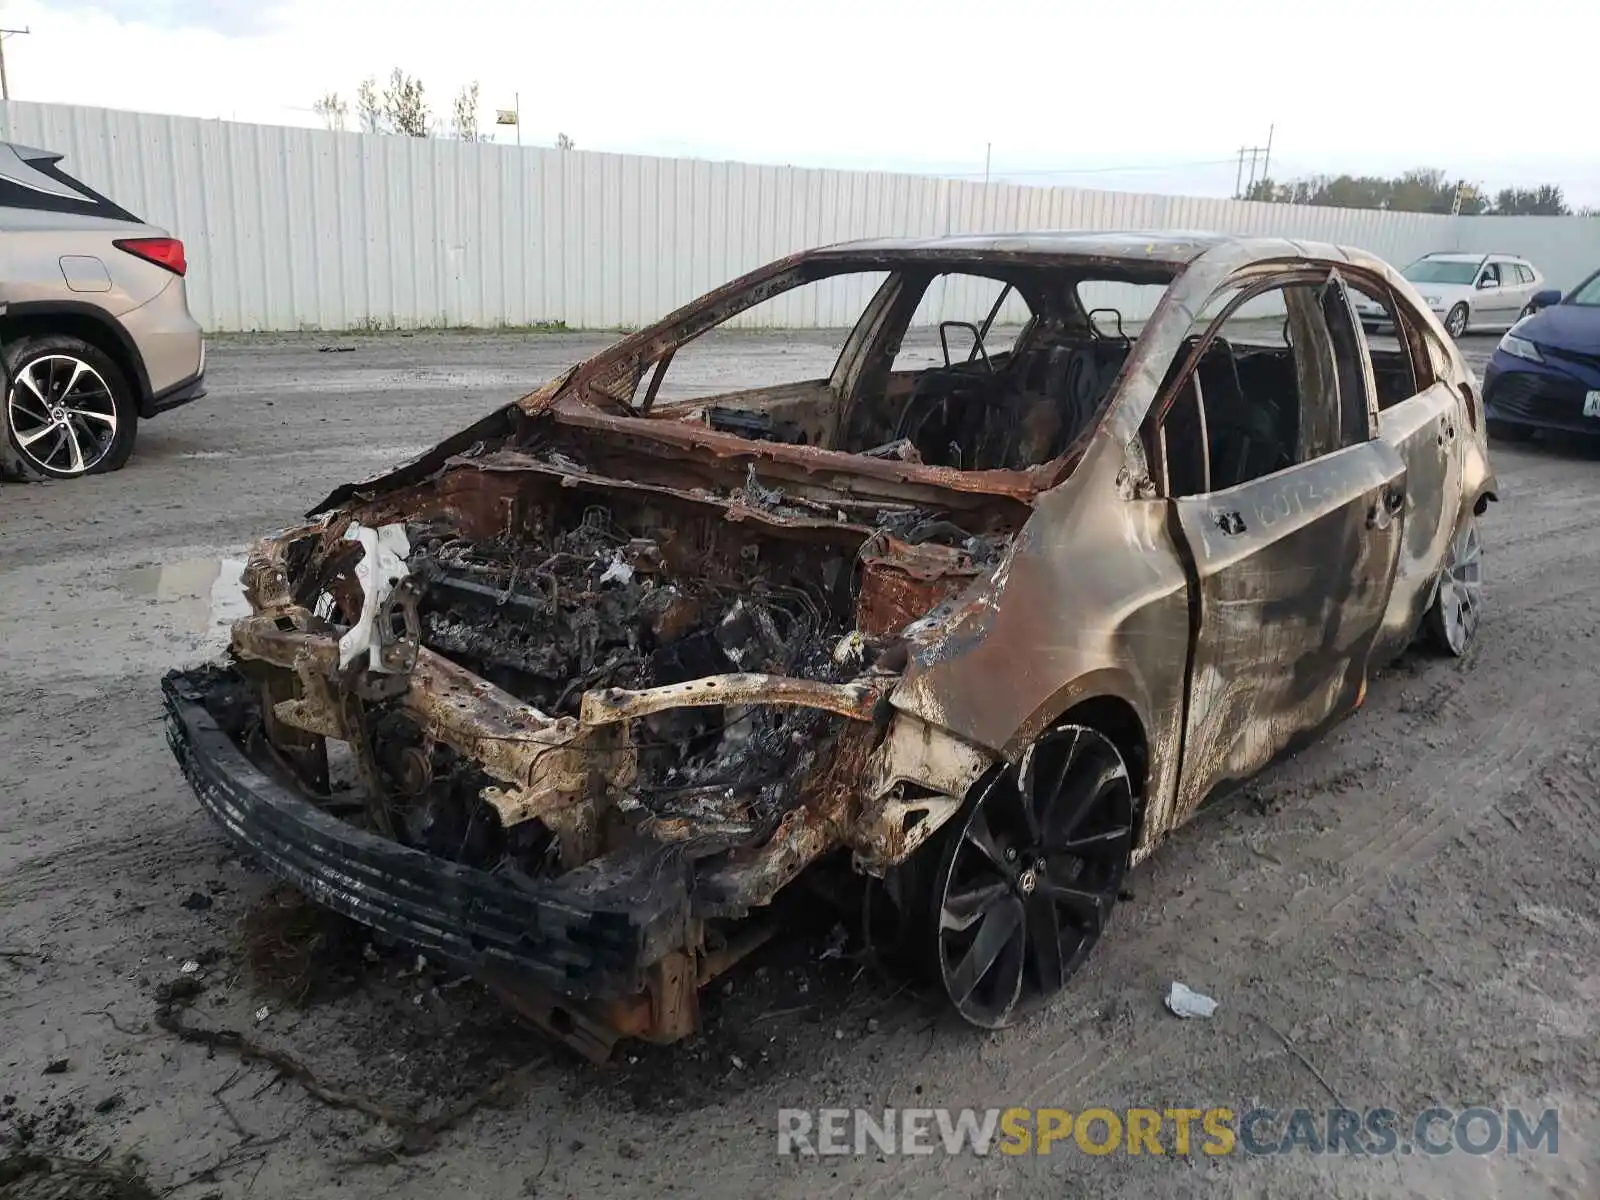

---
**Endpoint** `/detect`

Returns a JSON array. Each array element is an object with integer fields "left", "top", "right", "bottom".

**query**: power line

[{"left": 944, "top": 156, "right": 1239, "bottom": 180}]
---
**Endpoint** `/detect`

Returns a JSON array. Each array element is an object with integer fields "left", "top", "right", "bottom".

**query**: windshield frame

[
  {"left": 1402, "top": 258, "right": 1482, "bottom": 286},
  {"left": 1563, "top": 269, "right": 1600, "bottom": 307}
]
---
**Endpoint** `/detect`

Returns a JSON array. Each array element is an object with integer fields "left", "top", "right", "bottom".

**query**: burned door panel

[
  {"left": 1171, "top": 441, "right": 1406, "bottom": 815},
  {"left": 1370, "top": 382, "right": 1463, "bottom": 663}
]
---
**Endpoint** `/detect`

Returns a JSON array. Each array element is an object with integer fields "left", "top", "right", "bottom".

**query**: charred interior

[{"left": 601, "top": 259, "right": 1177, "bottom": 476}]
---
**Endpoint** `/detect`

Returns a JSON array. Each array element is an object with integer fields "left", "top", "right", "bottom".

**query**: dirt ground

[{"left": 2, "top": 330, "right": 1597, "bottom": 1198}]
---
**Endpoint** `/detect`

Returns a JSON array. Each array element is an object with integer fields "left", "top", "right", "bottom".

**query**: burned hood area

[
  {"left": 383, "top": 465, "right": 999, "bottom": 877},
  {"left": 293, "top": 406, "right": 1024, "bottom": 866}
]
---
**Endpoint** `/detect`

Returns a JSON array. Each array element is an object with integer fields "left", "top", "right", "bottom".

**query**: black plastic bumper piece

[
  {"left": 142, "top": 370, "right": 207, "bottom": 418},
  {"left": 161, "top": 667, "right": 690, "bottom": 1002}
]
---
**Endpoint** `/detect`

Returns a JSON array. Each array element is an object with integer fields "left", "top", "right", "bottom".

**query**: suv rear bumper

[
  {"left": 161, "top": 666, "right": 688, "bottom": 1003},
  {"left": 143, "top": 367, "right": 206, "bottom": 417}
]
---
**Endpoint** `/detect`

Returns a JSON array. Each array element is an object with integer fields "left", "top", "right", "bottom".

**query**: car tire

[
  {"left": 1422, "top": 515, "right": 1483, "bottom": 657},
  {"left": 3, "top": 334, "right": 138, "bottom": 479},
  {"left": 1486, "top": 419, "right": 1533, "bottom": 442},
  {"left": 921, "top": 723, "right": 1134, "bottom": 1029},
  {"left": 1444, "top": 303, "right": 1469, "bottom": 339}
]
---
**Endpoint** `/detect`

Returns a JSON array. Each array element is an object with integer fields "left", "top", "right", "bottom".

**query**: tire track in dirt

[{"left": 1, "top": 819, "right": 215, "bottom": 905}]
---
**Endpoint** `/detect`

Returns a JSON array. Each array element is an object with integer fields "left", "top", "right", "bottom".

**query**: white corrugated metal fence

[{"left": 5, "top": 100, "right": 1599, "bottom": 332}]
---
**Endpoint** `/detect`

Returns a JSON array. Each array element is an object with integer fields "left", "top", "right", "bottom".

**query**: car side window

[
  {"left": 1516, "top": 264, "right": 1535, "bottom": 285},
  {"left": 623, "top": 270, "right": 891, "bottom": 410},
  {"left": 1420, "top": 326, "right": 1453, "bottom": 384},
  {"left": 889, "top": 273, "right": 1031, "bottom": 373},
  {"left": 1480, "top": 263, "right": 1500, "bottom": 286},
  {"left": 1151, "top": 274, "right": 1370, "bottom": 498},
  {"left": 1346, "top": 278, "right": 1421, "bottom": 410}
]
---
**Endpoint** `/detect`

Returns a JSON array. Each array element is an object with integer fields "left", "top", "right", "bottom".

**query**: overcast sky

[{"left": 5, "top": 0, "right": 1596, "bottom": 204}]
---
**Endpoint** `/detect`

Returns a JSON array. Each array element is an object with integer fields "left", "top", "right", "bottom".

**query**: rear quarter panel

[
  {"left": 889, "top": 433, "right": 1193, "bottom": 860},
  {"left": 0, "top": 216, "right": 176, "bottom": 315}
]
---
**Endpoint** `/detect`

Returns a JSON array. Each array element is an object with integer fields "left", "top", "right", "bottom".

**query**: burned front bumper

[
  {"left": 159, "top": 525, "right": 1000, "bottom": 1055},
  {"left": 162, "top": 667, "right": 688, "bottom": 1003}
]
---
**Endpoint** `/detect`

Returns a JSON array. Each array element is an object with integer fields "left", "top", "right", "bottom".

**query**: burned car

[{"left": 163, "top": 232, "right": 1495, "bottom": 1056}]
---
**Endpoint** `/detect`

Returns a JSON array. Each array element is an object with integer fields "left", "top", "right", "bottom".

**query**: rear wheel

[
  {"left": 1423, "top": 515, "right": 1483, "bottom": 656},
  {"left": 1445, "top": 303, "right": 1469, "bottom": 339},
  {"left": 3, "top": 335, "right": 138, "bottom": 479},
  {"left": 927, "top": 724, "right": 1134, "bottom": 1028}
]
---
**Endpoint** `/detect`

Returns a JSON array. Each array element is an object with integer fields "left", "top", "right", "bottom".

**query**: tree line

[
  {"left": 312, "top": 69, "right": 574, "bottom": 150},
  {"left": 1242, "top": 168, "right": 1594, "bottom": 216}
]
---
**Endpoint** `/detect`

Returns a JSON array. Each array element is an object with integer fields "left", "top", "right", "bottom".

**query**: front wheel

[
  {"left": 1423, "top": 515, "right": 1483, "bottom": 656},
  {"left": 1445, "top": 303, "right": 1470, "bottom": 339},
  {"left": 3, "top": 335, "right": 138, "bottom": 479},
  {"left": 927, "top": 724, "right": 1135, "bottom": 1029}
]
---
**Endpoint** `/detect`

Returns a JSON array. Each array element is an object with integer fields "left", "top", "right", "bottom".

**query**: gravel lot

[{"left": 2, "top": 330, "right": 1597, "bottom": 1198}]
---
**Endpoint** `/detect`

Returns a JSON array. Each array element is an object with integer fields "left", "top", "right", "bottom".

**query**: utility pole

[
  {"left": 1234, "top": 127, "right": 1274, "bottom": 199},
  {"left": 983, "top": 141, "right": 991, "bottom": 187},
  {"left": 0, "top": 27, "right": 32, "bottom": 102}
]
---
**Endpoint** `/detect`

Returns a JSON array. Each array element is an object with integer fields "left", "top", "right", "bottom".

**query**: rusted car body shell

[
  {"left": 300, "top": 231, "right": 1493, "bottom": 862},
  {"left": 166, "top": 232, "right": 1492, "bottom": 1053}
]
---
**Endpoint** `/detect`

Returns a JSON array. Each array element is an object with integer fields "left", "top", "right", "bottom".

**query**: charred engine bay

[{"left": 332, "top": 430, "right": 1019, "bottom": 883}]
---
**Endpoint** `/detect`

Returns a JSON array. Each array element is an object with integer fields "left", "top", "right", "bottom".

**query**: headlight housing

[
  {"left": 1498, "top": 332, "right": 1544, "bottom": 363},
  {"left": 1420, "top": 294, "right": 1443, "bottom": 307}
]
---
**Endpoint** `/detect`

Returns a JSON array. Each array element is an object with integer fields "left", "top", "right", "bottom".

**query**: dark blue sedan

[{"left": 1483, "top": 269, "right": 1600, "bottom": 440}]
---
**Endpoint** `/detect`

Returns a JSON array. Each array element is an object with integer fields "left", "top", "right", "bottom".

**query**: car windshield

[
  {"left": 618, "top": 261, "right": 1172, "bottom": 471},
  {"left": 1565, "top": 272, "right": 1600, "bottom": 306},
  {"left": 1403, "top": 260, "right": 1480, "bottom": 285}
]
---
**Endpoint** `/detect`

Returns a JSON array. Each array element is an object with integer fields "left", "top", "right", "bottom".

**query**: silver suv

[{"left": 0, "top": 141, "right": 205, "bottom": 480}]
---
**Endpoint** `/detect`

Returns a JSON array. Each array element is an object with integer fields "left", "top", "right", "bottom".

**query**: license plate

[{"left": 1586, "top": 391, "right": 1600, "bottom": 418}]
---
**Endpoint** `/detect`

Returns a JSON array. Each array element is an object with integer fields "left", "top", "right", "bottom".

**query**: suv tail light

[{"left": 113, "top": 237, "right": 187, "bottom": 276}]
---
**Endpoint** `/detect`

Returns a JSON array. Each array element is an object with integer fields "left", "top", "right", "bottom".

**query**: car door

[
  {"left": 1357, "top": 286, "right": 1466, "bottom": 664},
  {"left": 1493, "top": 261, "right": 1526, "bottom": 325},
  {"left": 1511, "top": 263, "right": 1537, "bottom": 318},
  {"left": 1155, "top": 271, "right": 1407, "bottom": 816},
  {"left": 1478, "top": 261, "right": 1516, "bottom": 328}
]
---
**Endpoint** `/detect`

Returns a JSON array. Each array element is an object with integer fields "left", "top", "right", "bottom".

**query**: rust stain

[{"left": 855, "top": 536, "right": 980, "bottom": 637}]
